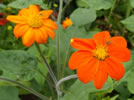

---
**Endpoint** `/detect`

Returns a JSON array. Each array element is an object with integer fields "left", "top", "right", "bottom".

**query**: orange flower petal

[
  {"left": 22, "top": 28, "right": 35, "bottom": 47},
  {"left": 41, "top": 26, "right": 55, "bottom": 39},
  {"left": 108, "top": 47, "right": 131, "bottom": 62},
  {"left": 70, "top": 38, "right": 96, "bottom": 51},
  {"left": 34, "top": 29, "right": 48, "bottom": 43},
  {"left": 39, "top": 26, "right": 50, "bottom": 40},
  {"left": 93, "top": 31, "right": 110, "bottom": 45},
  {"left": 7, "top": 15, "right": 26, "bottom": 24},
  {"left": 110, "top": 36, "right": 127, "bottom": 48},
  {"left": 93, "top": 61, "right": 108, "bottom": 89},
  {"left": 40, "top": 10, "right": 53, "bottom": 19},
  {"left": 18, "top": 8, "right": 30, "bottom": 19},
  {"left": 28, "top": 5, "right": 39, "bottom": 15},
  {"left": 77, "top": 58, "right": 99, "bottom": 84},
  {"left": 105, "top": 57, "right": 125, "bottom": 81},
  {"left": 68, "top": 51, "right": 93, "bottom": 70},
  {"left": 13, "top": 24, "right": 30, "bottom": 38},
  {"left": 62, "top": 18, "right": 73, "bottom": 28},
  {"left": 43, "top": 19, "right": 57, "bottom": 29},
  {"left": 62, "top": 23, "right": 67, "bottom": 28}
]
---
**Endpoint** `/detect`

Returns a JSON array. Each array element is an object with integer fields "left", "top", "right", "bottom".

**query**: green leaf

[
  {"left": 76, "top": 0, "right": 113, "bottom": 10},
  {"left": 130, "top": 0, "right": 134, "bottom": 8},
  {"left": 121, "top": 15, "right": 134, "bottom": 32},
  {"left": 0, "top": 86, "right": 20, "bottom": 100},
  {"left": 60, "top": 78, "right": 113, "bottom": 100},
  {"left": 110, "top": 95, "right": 119, "bottom": 100},
  {"left": 70, "top": 8, "right": 96, "bottom": 26},
  {"left": 0, "top": 4, "right": 6, "bottom": 12},
  {"left": 0, "top": 50, "right": 38, "bottom": 81},
  {"left": 8, "top": 0, "right": 48, "bottom": 9}
]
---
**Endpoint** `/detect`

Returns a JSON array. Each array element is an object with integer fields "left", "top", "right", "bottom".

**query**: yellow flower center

[
  {"left": 28, "top": 14, "right": 43, "bottom": 28},
  {"left": 93, "top": 45, "right": 109, "bottom": 61}
]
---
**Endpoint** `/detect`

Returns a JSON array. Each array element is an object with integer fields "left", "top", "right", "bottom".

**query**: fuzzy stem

[
  {"left": 108, "top": 0, "right": 116, "bottom": 19},
  {"left": 0, "top": 77, "right": 49, "bottom": 100},
  {"left": 62, "top": 0, "right": 72, "bottom": 13},
  {"left": 56, "top": 0, "right": 63, "bottom": 80},
  {"left": 35, "top": 43, "right": 57, "bottom": 85},
  {"left": 56, "top": 74, "right": 78, "bottom": 99}
]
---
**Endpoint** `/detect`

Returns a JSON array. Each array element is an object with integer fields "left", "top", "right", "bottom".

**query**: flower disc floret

[
  {"left": 28, "top": 14, "right": 43, "bottom": 28},
  {"left": 93, "top": 45, "right": 109, "bottom": 61}
]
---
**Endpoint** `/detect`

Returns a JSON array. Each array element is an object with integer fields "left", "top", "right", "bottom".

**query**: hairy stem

[
  {"left": 56, "top": 0, "right": 63, "bottom": 80},
  {"left": 56, "top": 74, "right": 78, "bottom": 99},
  {"left": 0, "top": 77, "right": 49, "bottom": 100},
  {"left": 62, "top": 0, "right": 72, "bottom": 13},
  {"left": 108, "top": 0, "right": 116, "bottom": 19},
  {"left": 35, "top": 43, "right": 57, "bottom": 85}
]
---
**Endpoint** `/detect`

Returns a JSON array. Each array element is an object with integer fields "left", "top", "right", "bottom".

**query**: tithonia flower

[
  {"left": 0, "top": 12, "right": 8, "bottom": 25},
  {"left": 68, "top": 31, "right": 131, "bottom": 89},
  {"left": 62, "top": 18, "right": 72, "bottom": 28},
  {"left": 7, "top": 5, "right": 57, "bottom": 47}
]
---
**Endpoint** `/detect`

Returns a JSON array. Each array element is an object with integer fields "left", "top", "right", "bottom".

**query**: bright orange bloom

[
  {"left": 62, "top": 18, "right": 72, "bottom": 28},
  {"left": 68, "top": 31, "right": 131, "bottom": 89},
  {"left": 7, "top": 5, "right": 57, "bottom": 47}
]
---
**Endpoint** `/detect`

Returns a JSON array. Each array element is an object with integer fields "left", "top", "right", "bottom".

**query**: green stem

[
  {"left": 56, "top": 74, "right": 77, "bottom": 99},
  {"left": 0, "top": 77, "right": 49, "bottom": 100},
  {"left": 35, "top": 43, "right": 57, "bottom": 85},
  {"left": 61, "top": 32, "right": 75, "bottom": 78},
  {"left": 62, "top": 0, "right": 72, "bottom": 13},
  {"left": 125, "top": 0, "right": 132, "bottom": 18},
  {"left": 108, "top": 0, "right": 116, "bottom": 19},
  {"left": 61, "top": 45, "right": 71, "bottom": 78},
  {"left": 56, "top": 0, "right": 63, "bottom": 80}
]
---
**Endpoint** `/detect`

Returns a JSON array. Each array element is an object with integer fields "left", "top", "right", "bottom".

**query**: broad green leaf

[
  {"left": 0, "top": 86, "right": 20, "bottom": 100},
  {"left": 8, "top": 0, "right": 48, "bottom": 9},
  {"left": 76, "top": 0, "right": 113, "bottom": 10},
  {"left": 60, "top": 78, "right": 113, "bottom": 100},
  {"left": 115, "top": 82, "right": 131, "bottom": 100},
  {"left": 121, "top": 15, "right": 134, "bottom": 32},
  {"left": 70, "top": 8, "right": 96, "bottom": 26},
  {"left": 0, "top": 4, "right": 6, "bottom": 9},
  {"left": 130, "top": 0, "right": 134, "bottom": 8},
  {"left": 110, "top": 95, "right": 119, "bottom": 100},
  {"left": 0, "top": 4, "right": 6, "bottom": 12},
  {"left": 0, "top": 50, "right": 38, "bottom": 81}
]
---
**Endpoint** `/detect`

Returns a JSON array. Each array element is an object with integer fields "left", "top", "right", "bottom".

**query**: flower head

[
  {"left": 68, "top": 31, "right": 131, "bottom": 89},
  {"left": 0, "top": 12, "right": 8, "bottom": 25},
  {"left": 7, "top": 5, "right": 57, "bottom": 47},
  {"left": 62, "top": 18, "right": 72, "bottom": 28}
]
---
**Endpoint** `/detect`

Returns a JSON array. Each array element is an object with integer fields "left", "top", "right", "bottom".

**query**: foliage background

[{"left": 0, "top": 0, "right": 134, "bottom": 100}]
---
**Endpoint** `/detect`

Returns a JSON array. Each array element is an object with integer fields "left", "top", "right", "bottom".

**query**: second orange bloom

[{"left": 7, "top": 5, "right": 57, "bottom": 47}]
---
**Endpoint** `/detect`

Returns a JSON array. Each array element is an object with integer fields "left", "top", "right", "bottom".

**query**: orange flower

[
  {"left": 7, "top": 5, "right": 57, "bottom": 47},
  {"left": 62, "top": 18, "right": 72, "bottom": 28},
  {"left": 68, "top": 31, "right": 131, "bottom": 89}
]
